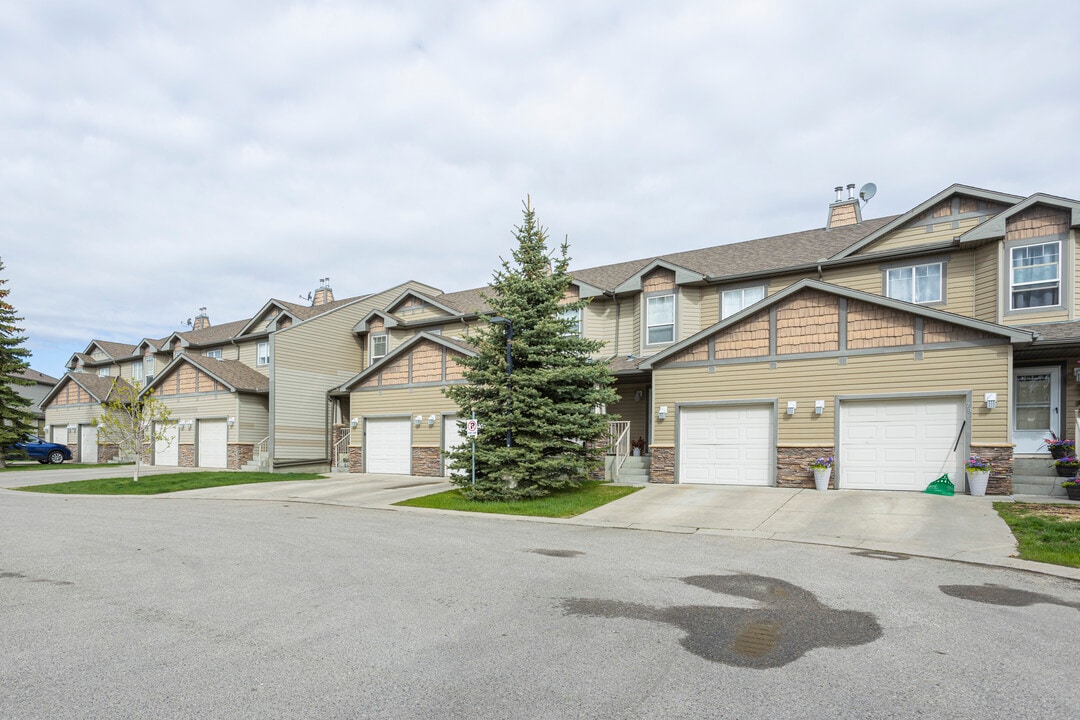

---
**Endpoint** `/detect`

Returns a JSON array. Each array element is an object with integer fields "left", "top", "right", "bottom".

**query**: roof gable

[
  {"left": 42, "top": 373, "right": 133, "bottom": 407},
  {"left": 336, "top": 332, "right": 475, "bottom": 393},
  {"left": 612, "top": 259, "right": 705, "bottom": 294},
  {"left": 831, "top": 184, "right": 1023, "bottom": 259},
  {"left": 643, "top": 279, "right": 1033, "bottom": 369},
  {"left": 144, "top": 354, "right": 269, "bottom": 396},
  {"left": 385, "top": 289, "right": 460, "bottom": 318},
  {"left": 959, "top": 193, "right": 1080, "bottom": 245}
]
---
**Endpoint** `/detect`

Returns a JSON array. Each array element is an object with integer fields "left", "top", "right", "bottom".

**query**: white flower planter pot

[
  {"left": 966, "top": 470, "right": 990, "bottom": 497},
  {"left": 813, "top": 467, "right": 832, "bottom": 491}
]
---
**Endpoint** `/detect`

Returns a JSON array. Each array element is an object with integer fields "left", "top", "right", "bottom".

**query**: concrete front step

[
  {"left": 1012, "top": 474, "right": 1069, "bottom": 497},
  {"left": 1013, "top": 456, "right": 1060, "bottom": 478}
]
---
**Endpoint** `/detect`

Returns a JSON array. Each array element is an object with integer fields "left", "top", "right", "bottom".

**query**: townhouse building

[{"left": 44, "top": 183, "right": 1080, "bottom": 496}]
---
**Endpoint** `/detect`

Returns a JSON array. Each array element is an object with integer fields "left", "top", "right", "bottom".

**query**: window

[
  {"left": 721, "top": 286, "right": 765, "bottom": 319},
  {"left": 205, "top": 349, "right": 222, "bottom": 359},
  {"left": 145, "top": 356, "right": 155, "bottom": 378},
  {"left": 97, "top": 367, "right": 110, "bottom": 377},
  {"left": 257, "top": 341, "right": 270, "bottom": 366},
  {"left": 886, "top": 262, "right": 943, "bottom": 304},
  {"left": 1011, "top": 241, "right": 1060, "bottom": 310},
  {"left": 646, "top": 294, "right": 674, "bottom": 345},
  {"left": 131, "top": 361, "right": 143, "bottom": 382},
  {"left": 558, "top": 307, "right": 583, "bottom": 336},
  {"left": 370, "top": 334, "right": 388, "bottom": 362}
]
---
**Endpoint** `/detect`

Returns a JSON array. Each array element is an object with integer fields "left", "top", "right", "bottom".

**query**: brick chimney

[
  {"left": 192, "top": 307, "right": 211, "bottom": 330},
  {"left": 312, "top": 277, "right": 334, "bottom": 306},
  {"left": 827, "top": 183, "right": 862, "bottom": 229}
]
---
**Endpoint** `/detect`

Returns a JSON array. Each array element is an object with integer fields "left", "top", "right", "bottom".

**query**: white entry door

[
  {"left": 1013, "top": 367, "right": 1061, "bottom": 454},
  {"left": 197, "top": 419, "right": 228, "bottom": 468},
  {"left": 155, "top": 421, "right": 179, "bottom": 466},
  {"left": 52, "top": 425, "right": 68, "bottom": 446},
  {"left": 365, "top": 417, "right": 411, "bottom": 474},
  {"left": 442, "top": 414, "right": 469, "bottom": 477},
  {"left": 678, "top": 404, "right": 773, "bottom": 485},
  {"left": 80, "top": 424, "right": 98, "bottom": 463},
  {"left": 840, "top": 397, "right": 966, "bottom": 491}
]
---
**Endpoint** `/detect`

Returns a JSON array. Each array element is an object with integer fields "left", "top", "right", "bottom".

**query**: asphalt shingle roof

[
  {"left": 92, "top": 340, "right": 137, "bottom": 359},
  {"left": 69, "top": 373, "right": 133, "bottom": 402},
  {"left": 17, "top": 368, "right": 59, "bottom": 384},
  {"left": 180, "top": 354, "right": 270, "bottom": 392}
]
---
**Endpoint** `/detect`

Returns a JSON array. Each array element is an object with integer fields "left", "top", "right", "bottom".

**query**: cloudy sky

[{"left": 2, "top": 0, "right": 1078, "bottom": 378}]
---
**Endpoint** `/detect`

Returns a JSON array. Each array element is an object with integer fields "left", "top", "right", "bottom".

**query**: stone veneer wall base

[
  {"left": 649, "top": 447, "right": 675, "bottom": 483},
  {"left": 228, "top": 443, "right": 255, "bottom": 470},
  {"left": 348, "top": 446, "right": 363, "bottom": 473},
  {"left": 412, "top": 447, "right": 442, "bottom": 477},
  {"left": 178, "top": 444, "right": 195, "bottom": 468},
  {"left": 777, "top": 446, "right": 835, "bottom": 489}
]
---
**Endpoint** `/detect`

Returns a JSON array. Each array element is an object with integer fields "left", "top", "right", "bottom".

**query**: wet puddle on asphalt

[
  {"left": 0, "top": 569, "right": 74, "bottom": 586},
  {"left": 564, "top": 574, "right": 882, "bottom": 668},
  {"left": 940, "top": 584, "right": 1080, "bottom": 611},
  {"left": 529, "top": 549, "right": 584, "bottom": 558}
]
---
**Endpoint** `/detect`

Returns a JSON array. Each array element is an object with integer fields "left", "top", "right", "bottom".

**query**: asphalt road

[{"left": 2, "top": 489, "right": 1078, "bottom": 719}]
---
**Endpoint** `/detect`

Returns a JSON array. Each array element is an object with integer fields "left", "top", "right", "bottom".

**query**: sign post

[{"left": 466, "top": 415, "right": 479, "bottom": 485}]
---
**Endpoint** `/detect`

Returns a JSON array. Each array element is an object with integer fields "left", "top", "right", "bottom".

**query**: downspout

[{"left": 817, "top": 262, "right": 824, "bottom": 282}]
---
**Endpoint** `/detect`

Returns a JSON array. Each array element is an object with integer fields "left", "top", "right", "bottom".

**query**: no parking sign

[{"left": 466, "top": 419, "right": 479, "bottom": 438}]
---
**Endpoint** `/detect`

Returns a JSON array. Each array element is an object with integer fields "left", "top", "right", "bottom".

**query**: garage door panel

[
  {"left": 155, "top": 422, "right": 178, "bottom": 466},
  {"left": 443, "top": 415, "right": 468, "bottom": 477},
  {"left": 198, "top": 420, "right": 228, "bottom": 468},
  {"left": 679, "top": 404, "right": 773, "bottom": 486},
  {"left": 366, "top": 418, "right": 411, "bottom": 474},
  {"left": 840, "top": 398, "right": 965, "bottom": 491}
]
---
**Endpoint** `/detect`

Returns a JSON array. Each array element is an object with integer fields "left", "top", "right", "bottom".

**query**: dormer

[
  {"left": 238, "top": 300, "right": 302, "bottom": 336},
  {"left": 384, "top": 289, "right": 460, "bottom": 322}
]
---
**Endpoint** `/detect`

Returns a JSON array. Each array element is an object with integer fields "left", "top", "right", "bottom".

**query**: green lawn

[
  {"left": 15, "top": 471, "right": 324, "bottom": 495},
  {"left": 1, "top": 462, "right": 118, "bottom": 472},
  {"left": 994, "top": 502, "right": 1080, "bottom": 568},
  {"left": 395, "top": 481, "right": 641, "bottom": 518}
]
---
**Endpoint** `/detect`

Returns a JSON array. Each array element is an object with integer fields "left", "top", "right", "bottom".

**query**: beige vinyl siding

[
  {"left": 436, "top": 321, "right": 472, "bottom": 341},
  {"left": 350, "top": 386, "right": 457, "bottom": 448},
  {"left": 820, "top": 251, "right": 977, "bottom": 317},
  {"left": 395, "top": 304, "right": 452, "bottom": 322},
  {"left": 700, "top": 288, "right": 720, "bottom": 327},
  {"left": 237, "top": 394, "right": 270, "bottom": 444},
  {"left": 1005, "top": 307, "right": 1069, "bottom": 324},
  {"left": 679, "top": 287, "right": 703, "bottom": 339},
  {"left": 972, "top": 243, "right": 1000, "bottom": 322},
  {"left": 585, "top": 297, "right": 617, "bottom": 357},
  {"left": 861, "top": 217, "right": 983, "bottom": 254},
  {"left": 767, "top": 272, "right": 812, "bottom": 296},
  {"left": 272, "top": 283, "right": 437, "bottom": 460},
  {"left": 43, "top": 403, "right": 105, "bottom": 430},
  {"left": 236, "top": 340, "right": 268, "bottom": 375},
  {"left": 820, "top": 265, "right": 878, "bottom": 294},
  {"left": 628, "top": 296, "right": 642, "bottom": 355},
  {"left": 652, "top": 345, "right": 1010, "bottom": 446},
  {"left": 157, "top": 394, "right": 240, "bottom": 442}
]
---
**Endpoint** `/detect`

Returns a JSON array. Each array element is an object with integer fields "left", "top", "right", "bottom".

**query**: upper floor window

[
  {"left": 131, "top": 361, "right": 143, "bottom": 382},
  {"left": 205, "top": 348, "right": 222, "bottom": 359},
  {"left": 145, "top": 356, "right": 155, "bottom": 379},
  {"left": 1011, "top": 241, "right": 1060, "bottom": 310},
  {"left": 257, "top": 341, "right": 270, "bottom": 366},
  {"left": 97, "top": 367, "right": 110, "bottom": 377},
  {"left": 370, "top": 334, "right": 388, "bottom": 362},
  {"left": 721, "top": 286, "right": 765, "bottom": 319},
  {"left": 646, "top": 294, "right": 675, "bottom": 345},
  {"left": 558, "top": 307, "right": 583, "bottom": 336},
  {"left": 886, "top": 262, "right": 943, "bottom": 304}
]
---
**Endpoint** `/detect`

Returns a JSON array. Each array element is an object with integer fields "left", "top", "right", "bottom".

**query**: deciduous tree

[{"left": 94, "top": 381, "right": 172, "bottom": 481}]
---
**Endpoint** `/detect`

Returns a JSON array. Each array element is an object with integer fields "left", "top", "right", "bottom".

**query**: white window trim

[
  {"left": 370, "top": 334, "right": 388, "bottom": 362},
  {"left": 720, "top": 285, "right": 766, "bottom": 320},
  {"left": 97, "top": 367, "right": 110, "bottom": 377},
  {"left": 256, "top": 341, "right": 270, "bottom": 366},
  {"left": 205, "top": 349, "right": 222, "bottom": 359},
  {"left": 558, "top": 306, "right": 583, "bottom": 336},
  {"left": 1009, "top": 240, "right": 1062, "bottom": 312},
  {"left": 644, "top": 292, "right": 676, "bottom": 346},
  {"left": 131, "top": 360, "right": 144, "bottom": 382},
  {"left": 884, "top": 261, "right": 945, "bottom": 305}
]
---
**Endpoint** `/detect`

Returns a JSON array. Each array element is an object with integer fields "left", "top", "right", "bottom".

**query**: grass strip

[
  {"left": 16, "top": 471, "right": 323, "bottom": 495},
  {"left": 994, "top": 502, "right": 1080, "bottom": 568},
  {"left": 395, "top": 481, "right": 641, "bottom": 518}
]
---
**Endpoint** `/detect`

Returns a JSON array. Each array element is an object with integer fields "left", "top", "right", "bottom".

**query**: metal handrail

[
  {"left": 253, "top": 436, "right": 270, "bottom": 471},
  {"left": 333, "top": 430, "right": 351, "bottom": 469},
  {"left": 608, "top": 421, "right": 631, "bottom": 478}
]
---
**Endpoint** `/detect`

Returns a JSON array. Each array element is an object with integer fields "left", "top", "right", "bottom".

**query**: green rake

[{"left": 924, "top": 420, "right": 965, "bottom": 496}]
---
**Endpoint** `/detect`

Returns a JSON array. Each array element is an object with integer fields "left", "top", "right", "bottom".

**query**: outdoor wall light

[
  {"left": 657, "top": 405, "right": 668, "bottom": 420},
  {"left": 66, "top": 424, "right": 77, "bottom": 431},
  {"left": 814, "top": 400, "right": 825, "bottom": 415},
  {"left": 428, "top": 415, "right": 437, "bottom": 426},
  {"left": 634, "top": 390, "right": 643, "bottom": 402},
  {"left": 350, "top": 417, "right": 359, "bottom": 428},
  {"left": 787, "top": 401, "right": 797, "bottom": 415},
  {"left": 414, "top": 415, "right": 423, "bottom": 426},
  {"left": 226, "top": 417, "right": 235, "bottom": 426},
  {"left": 984, "top": 393, "right": 998, "bottom": 410}
]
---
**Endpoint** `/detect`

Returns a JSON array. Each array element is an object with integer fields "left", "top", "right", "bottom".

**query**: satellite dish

[{"left": 859, "top": 182, "right": 877, "bottom": 204}]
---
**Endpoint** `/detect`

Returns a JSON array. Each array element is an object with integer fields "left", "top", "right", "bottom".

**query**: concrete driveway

[{"left": 6, "top": 467, "right": 1069, "bottom": 578}]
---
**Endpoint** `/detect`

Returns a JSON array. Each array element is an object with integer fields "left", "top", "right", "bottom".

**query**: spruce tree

[
  {"left": 0, "top": 259, "right": 37, "bottom": 468},
  {"left": 445, "top": 199, "right": 618, "bottom": 500}
]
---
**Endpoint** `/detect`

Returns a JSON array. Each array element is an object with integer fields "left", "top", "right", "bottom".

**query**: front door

[{"left": 1014, "top": 366, "right": 1061, "bottom": 454}]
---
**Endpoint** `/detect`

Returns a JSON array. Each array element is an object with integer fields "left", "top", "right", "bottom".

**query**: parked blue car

[{"left": 4, "top": 434, "right": 73, "bottom": 464}]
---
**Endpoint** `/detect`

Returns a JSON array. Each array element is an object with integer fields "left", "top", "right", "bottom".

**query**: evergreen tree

[
  {"left": 445, "top": 199, "right": 618, "bottom": 500},
  {"left": 0, "top": 259, "right": 36, "bottom": 468}
]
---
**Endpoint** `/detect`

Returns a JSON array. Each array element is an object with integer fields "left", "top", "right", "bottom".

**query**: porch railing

[
  {"left": 252, "top": 436, "right": 270, "bottom": 471},
  {"left": 608, "top": 421, "right": 631, "bottom": 478},
  {"left": 333, "top": 430, "right": 351, "bottom": 470}
]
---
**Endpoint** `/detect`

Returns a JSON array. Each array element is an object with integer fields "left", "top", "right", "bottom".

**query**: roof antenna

[{"left": 859, "top": 182, "right": 877, "bottom": 206}]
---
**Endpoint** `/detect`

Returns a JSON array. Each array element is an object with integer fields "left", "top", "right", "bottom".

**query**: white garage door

[
  {"left": 197, "top": 419, "right": 228, "bottom": 468},
  {"left": 80, "top": 424, "right": 98, "bottom": 463},
  {"left": 365, "top": 417, "right": 411, "bottom": 474},
  {"left": 155, "top": 421, "right": 179, "bottom": 466},
  {"left": 840, "top": 397, "right": 966, "bottom": 491},
  {"left": 52, "top": 425, "right": 68, "bottom": 446},
  {"left": 679, "top": 405, "right": 773, "bottom": 485},
  {"left": 442, "top": 414, "right": 469, "bottom": 477}
]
